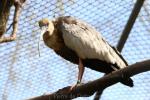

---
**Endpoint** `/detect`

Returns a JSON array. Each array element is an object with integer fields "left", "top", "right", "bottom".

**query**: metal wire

[{"left": 0, "top": 0, "right": 150, "bottom": 100}]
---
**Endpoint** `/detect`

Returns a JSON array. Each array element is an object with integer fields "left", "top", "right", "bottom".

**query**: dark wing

[{"left": 55, "top": 46, "right": 114, "bottom": 73}]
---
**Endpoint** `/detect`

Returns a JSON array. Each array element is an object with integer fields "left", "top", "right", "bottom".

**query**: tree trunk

[{"left": 0, "top": 0, "right": 14, "bottom": 37}]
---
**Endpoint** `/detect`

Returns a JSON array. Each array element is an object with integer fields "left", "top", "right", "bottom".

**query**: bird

[{"left": 38, "top": 16, "right": 133, "bottom": 90}]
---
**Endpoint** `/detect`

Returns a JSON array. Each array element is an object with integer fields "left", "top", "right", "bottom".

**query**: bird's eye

[{"left": 40, "top": 25, "right": 47, "bottom": 30}]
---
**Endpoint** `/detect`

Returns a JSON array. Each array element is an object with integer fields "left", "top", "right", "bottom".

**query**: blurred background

[{"left": 0, "top": 0, "right": 150, "bottom": 100}]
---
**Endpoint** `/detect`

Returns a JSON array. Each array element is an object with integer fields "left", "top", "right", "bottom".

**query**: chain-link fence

[{"left": 0, "top": 0, "right": 150, "bottom": 100}]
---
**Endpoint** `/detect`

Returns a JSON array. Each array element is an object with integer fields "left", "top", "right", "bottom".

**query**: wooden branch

[
  {"left": 93, "top": 89, "right": 103, "bottom": 100},
  {"left": 0, "top": 36, "right": 17, "bottom": 43},
  {"left": 0, "top": 0, "right": 25, "bottom": 43},
  {"left": 0, "top": 0, "right": 13, "bottom": 37},
  {"left": 27, "top": 60, "right": 150, "bottom": 100}
]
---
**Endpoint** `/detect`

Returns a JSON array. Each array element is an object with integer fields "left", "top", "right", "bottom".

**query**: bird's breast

[{"left": 43, "top": 31, "right": 64, "bottom": 51}]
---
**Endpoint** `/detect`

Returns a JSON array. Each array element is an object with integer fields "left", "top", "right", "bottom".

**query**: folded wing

[{"left": 59, "top": 16, "right": 127, "bottom": 69}]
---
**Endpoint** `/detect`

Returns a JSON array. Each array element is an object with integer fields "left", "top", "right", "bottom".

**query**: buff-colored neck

[{"left": 43, "top": 28, "right": 64, "bottom": 51}]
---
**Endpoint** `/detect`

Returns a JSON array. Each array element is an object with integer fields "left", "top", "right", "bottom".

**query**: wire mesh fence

[{"left": 0, "top": 0, "right": 150, "bottom": 100}]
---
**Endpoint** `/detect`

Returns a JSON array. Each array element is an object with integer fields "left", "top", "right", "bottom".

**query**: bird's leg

[
  {"left": 77, "top": 58, "right": 85, "bottom": 84},
  {"left": 70, "top": 58, "right": 85, "bottom": 91}
]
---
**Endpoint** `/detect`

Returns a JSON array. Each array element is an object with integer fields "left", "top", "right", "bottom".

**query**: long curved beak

[
  {"left": 40, "top": 26, "right": 47, "bottom": 41},
  {"left": 38, "top": 26, "right": 47, "bottom": 57}
]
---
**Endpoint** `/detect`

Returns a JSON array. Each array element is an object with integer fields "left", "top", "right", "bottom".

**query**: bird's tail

[
  {"left": 110, "top": 47, "right": 134, "bottom": 87},
  {"left": 120, "top": 77, "right": 134, "bottom": 87}
]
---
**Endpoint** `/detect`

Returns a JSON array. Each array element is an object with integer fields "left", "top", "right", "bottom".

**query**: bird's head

[
  {"left": 39, "top": 18, "right": 54, "bottom": 40},
  {"left": 38, "top": 18, "right": 55, "bottom": 57}
]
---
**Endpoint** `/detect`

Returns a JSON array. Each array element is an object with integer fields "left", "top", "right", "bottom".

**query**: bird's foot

[{"left": 69, "top": 83, "right": 83, "bottom": 92}]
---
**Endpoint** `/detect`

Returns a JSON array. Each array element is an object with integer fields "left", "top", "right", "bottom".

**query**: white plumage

[{"left": 61, "top": 17, "right": 126, "bottom": 68}]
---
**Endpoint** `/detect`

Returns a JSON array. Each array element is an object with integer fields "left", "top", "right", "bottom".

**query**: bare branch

[
  {"left": 27, "top": 60, "right": 150, "bottom": 100},
  {"left": 0, "top": 0, "right": 25, "bottom": 43},
  {"left": 93, "top": 90, "right": 103, "bottom": 100},
  {"left": 0, "top": 0, "right": 13, "bottom": 37},
  {"left": 0, "top": 36, "right": 17, "bottom": 43}
]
